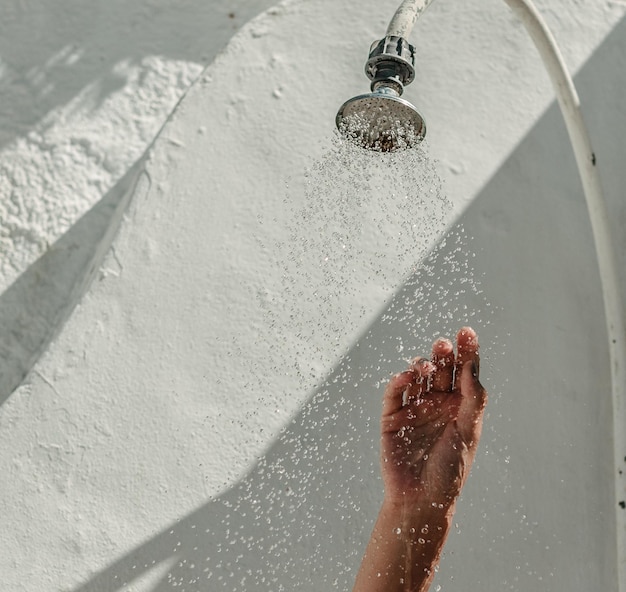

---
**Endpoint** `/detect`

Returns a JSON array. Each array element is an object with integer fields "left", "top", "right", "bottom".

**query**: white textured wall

[{"left": 1, "top": 1, "right": 625, "bottom": 591}]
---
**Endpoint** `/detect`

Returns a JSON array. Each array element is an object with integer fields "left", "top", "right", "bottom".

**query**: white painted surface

[
  {"left": 0, "top": 0, "right": 279, "bottom": 293},
  {"left": 1, "top": 1, "right": 625, "bottom": 591}
]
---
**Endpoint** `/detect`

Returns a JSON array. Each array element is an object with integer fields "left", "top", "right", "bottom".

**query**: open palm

[{"left": 380, "top": 328, "right": 487, "bottom": 505}]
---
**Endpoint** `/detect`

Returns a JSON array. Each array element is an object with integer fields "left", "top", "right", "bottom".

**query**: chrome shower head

[
  {"left": 336, "top": 35, "right": 426, "bottom": 152},
  {"left": 336, "top": 87, "right": 426, "bottom": 152}
]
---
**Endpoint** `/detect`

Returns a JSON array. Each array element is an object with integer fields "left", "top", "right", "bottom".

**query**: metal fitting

[{"left": 365, "top": 36, "right": 416, "bottom": 95}]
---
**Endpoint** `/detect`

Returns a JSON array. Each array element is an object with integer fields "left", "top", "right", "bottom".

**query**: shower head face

[{"left": 336, "top": 92, "right": 426, "bottom": 152}]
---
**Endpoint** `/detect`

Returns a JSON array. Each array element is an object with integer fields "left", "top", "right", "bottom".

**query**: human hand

[{"left": 380, "top": 327, "right": 487, "bottom": 507}]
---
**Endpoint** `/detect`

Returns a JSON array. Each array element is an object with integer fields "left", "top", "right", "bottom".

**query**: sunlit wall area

[{"left": 0, "top": 1, "right": 625, "bottom": 591}]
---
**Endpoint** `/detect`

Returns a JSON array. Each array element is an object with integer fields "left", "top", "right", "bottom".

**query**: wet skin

[{"left": 353, "top": 327, "right": 487, "bottom": 592}]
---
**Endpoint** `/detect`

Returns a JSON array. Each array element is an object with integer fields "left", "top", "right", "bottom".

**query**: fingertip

[
  {"left": 432, "top": 337, "right": 453, "bottom": 356},
  {"left": 456, "top": 326, "right": 478, "bottom": 347},
  {"left": 409, "top": 358, "right": 436, "bottom": 377}
]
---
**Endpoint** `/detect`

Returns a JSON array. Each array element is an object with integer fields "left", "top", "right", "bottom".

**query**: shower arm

[{"left": 387, "top": 0, "right": 626, "bottom": 587}]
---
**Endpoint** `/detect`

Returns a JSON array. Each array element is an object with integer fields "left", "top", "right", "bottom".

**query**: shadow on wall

[
  {"left": 0, "top": 158, "right": 145, "bottom": 405},
  {"left": 0, "top": 0, "right": 278, "bottom": 150},
  {"left": 67, "top": 237, "right": 496, "bottom": 592},
  {"left": 0, "top": 0, "right": 283, "bottom": 404},
  {"left": 68, "top": 13, "right": 625, "bottom": 591}
]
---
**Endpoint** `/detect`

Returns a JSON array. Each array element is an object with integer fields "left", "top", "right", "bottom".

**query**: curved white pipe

[
  {"left": 386, "top": 0, "right": 435, "bottom": 37},
  {"left": 386, "top": 1, "right": 626, "bottom": 589}
]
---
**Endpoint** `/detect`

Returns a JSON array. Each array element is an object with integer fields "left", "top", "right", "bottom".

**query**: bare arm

[{"left": 353, "top": 327, "right": 487, "bottom": 592}]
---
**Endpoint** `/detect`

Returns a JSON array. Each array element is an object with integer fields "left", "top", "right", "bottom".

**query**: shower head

[
  {"left": 336, "top": 87, "right": 426, "bottom": 152},
  {"left": 336, "top": 35, "right": 426, "bottom": 152}
]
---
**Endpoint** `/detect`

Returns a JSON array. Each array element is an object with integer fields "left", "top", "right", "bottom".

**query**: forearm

[{"left": 352, "top": 498, "right": 455, "bottom": 592}]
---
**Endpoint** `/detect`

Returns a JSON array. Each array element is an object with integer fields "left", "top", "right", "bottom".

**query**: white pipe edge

[
  {"left": 501, "top": 3, "right": 626, "bottom": 588},
  {"left": 387, "top": 0, "right": 626, "bottom": 588}
]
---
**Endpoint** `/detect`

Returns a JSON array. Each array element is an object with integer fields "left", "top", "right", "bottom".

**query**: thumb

[{"left": 456, "top": 360, "right": 487, "bottom": 447}]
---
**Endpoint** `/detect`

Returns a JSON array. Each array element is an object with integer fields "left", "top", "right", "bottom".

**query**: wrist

[
  {"left": 380, "top": 495, "right": 457, "bottom": 542},
  {"left": 382, "top": 493, "right": 456, "bottom": 518}
]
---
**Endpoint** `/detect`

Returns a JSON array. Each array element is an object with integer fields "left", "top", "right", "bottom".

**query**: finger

[
  {"left": 431, "top": 337, "right": 454, "bottom": 392},
  {"left": 457, "top": 359, "right": 488, "bottom": 447},
  {"left": 382, "top": 370, "right": 415, "bottom": 417},
  {"left": 454, "top": 326, "right": 480, "bottom": 390},
  {"left": 407, "top": 357, "right": 435, "bottom": 402}
]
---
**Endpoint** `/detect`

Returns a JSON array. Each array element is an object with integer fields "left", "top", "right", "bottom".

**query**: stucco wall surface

[
  {"left": 1, "top": 1, "right": 626, "bottom": 591},
  {"left": 0, "top": 0, "right": 282, "bottom": 291}
]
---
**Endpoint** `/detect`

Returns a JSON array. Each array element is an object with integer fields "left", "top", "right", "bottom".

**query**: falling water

[
  {"left": 152, "top": 135, "right": 496, "bottom": 592},
  {"left": 273, "top": 135, "right": 491, "bottom": 371}
]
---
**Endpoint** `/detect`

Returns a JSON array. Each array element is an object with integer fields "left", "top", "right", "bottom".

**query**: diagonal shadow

[
  {"left": 0, "top": 156, "right": 146, "bottom": 405},
  {"left": 68, "top": 229, "right": 493, "bottom": 592},
  {"left": 0, "top": 0, "right": 279, "bottom": 152},
  {"left": 62, "top": 12, "right": 625, "bottom": 592},
  {"left": 0, "top": 0, "right": 279, "bottom": 405}
]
